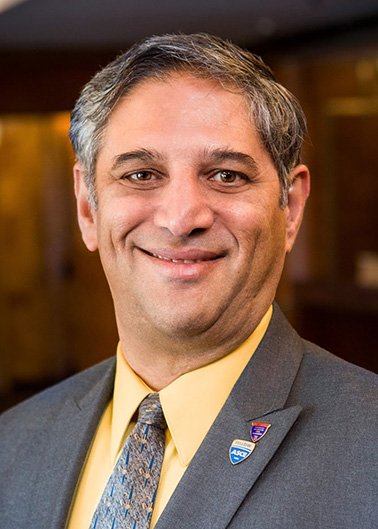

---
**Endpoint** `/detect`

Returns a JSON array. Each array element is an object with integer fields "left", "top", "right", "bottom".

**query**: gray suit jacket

[{"left": 1, "top": 305, "right": 377, "bottom": 528}]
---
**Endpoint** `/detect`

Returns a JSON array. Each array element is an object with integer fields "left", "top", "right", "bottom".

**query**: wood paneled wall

[
  {"left": 0, "top": 43, "right": 377, "bottom": 405},
  {"left": 0, "top": 113, "right": 117, "bottom": 392}
]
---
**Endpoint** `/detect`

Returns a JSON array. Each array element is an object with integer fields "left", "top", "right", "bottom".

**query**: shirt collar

[
  {"left": 110, "top": 306, "right": 272, "bottom": 467},
  {"left": 110, "top": 344, "right": 151, "bottom": 461}
]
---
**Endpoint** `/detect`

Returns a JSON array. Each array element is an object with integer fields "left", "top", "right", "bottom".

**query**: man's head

[
  {"left": 72, "top": 34, "right": 309, "bottom": 384},
  {"left": 69, "top": 33, "right": 306, "bottom": 209}
]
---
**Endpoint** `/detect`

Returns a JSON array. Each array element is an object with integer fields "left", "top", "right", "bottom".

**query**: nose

[{"left": 154, "top": 176, "right": 215, "bottom": 237}]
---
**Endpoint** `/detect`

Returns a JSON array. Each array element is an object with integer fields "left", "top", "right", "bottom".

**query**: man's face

[{"left": 75, "top": 74, "right": 308, "bottom": 349}]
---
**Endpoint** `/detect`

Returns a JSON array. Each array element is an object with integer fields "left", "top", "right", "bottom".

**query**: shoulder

[
  {"left": 298, "top": 339, "right": 377, "bottom": 404},
  {"left": 270, "top": 303, "right": 377, "bottom": 401},
  {"left": 287, "top": 339, "right": 378, "bottom": 460},
  {"left": 267, "top": 304, "right": 377, "bottom": 419},
  {"left": 0, "top": 357, "right": 116, "bottom": 438}
]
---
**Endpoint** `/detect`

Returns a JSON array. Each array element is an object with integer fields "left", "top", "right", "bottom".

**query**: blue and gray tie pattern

[{"left": 90, "top": 393, "right": 167, "bottom": 529}]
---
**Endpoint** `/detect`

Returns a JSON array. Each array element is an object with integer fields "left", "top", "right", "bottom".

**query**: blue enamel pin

[
  {"left": 229, "top": 439, "right": 256, "bottom": 465},
  {"left": 250, "top": 422, "right": 271, "bottom": 442}
]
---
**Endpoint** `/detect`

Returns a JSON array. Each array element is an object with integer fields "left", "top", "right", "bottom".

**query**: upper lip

[{"left": 139, "top": 248, "right": 223, "bottom": 262}]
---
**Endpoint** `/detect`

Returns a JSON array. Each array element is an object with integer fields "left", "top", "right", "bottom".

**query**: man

[{"left": 0, "top": 33, "right": 377, "bottom": 529}]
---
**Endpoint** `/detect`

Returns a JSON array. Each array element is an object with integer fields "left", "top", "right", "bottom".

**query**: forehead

[
  {"left": 98, "top": 73, "right": 269, "bottom": 167},
  {"left": 114, "top": 73, "right": 249, "bottom": 121},
  {"left": 121, "top": 70, "right": 249, "bottom": 108}
]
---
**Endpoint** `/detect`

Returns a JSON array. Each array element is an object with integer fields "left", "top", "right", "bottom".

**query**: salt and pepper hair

[{"left": 69, "top": 33, "right": 306, "bottom": 209}]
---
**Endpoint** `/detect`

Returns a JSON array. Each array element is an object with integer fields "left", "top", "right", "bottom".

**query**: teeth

[{"left": 150, "top": 252, "right": 206, "bottom": 263}]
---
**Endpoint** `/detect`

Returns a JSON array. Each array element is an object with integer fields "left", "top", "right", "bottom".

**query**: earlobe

[
  {"left": 285, "top": 164, "right": 310, "bottom": 253},
  {"left": 74, "top": 163, "right": 98, "bottom": 252}
]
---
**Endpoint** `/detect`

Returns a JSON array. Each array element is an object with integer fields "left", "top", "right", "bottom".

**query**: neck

[{"left": 117, "top": 312, "right": 265, "bottom": 391}]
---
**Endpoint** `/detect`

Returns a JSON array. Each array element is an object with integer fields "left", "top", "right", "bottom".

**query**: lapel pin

[
  {"left": 250, "top": 422, "right": 271, "bottom": 442},
  {"left": 229, "top": 439, "right": 256, "bottom": 465}
]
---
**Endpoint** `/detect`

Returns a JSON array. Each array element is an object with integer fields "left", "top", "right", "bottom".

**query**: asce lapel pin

[{"left": 229, "top": 439, "right": 256, "bottom": 465}]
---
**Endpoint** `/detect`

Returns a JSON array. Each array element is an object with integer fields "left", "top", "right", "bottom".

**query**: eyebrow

[
  {"left": 110, "top": 147, "right": 259, "bottom": 172},
  {"left": 111, "top": 149, "right": 163, "bottom": 171},
  {"left": 204, "top": 148, "right": 259, "bottom": 172}
]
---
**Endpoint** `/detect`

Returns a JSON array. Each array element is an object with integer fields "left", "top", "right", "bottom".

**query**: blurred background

[{"left": 1, "top": 0, "right": 378, "bottom": 411}]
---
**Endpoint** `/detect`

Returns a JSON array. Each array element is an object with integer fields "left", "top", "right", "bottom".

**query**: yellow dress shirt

[{"left": 67, "top": 306, "right": 272, "bottom": 529}]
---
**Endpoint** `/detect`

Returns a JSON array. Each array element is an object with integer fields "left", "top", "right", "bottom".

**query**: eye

[
  {"left": 212, "top": 170, "right": 243, "bottom": 183},
  {"left": 125, "top": 171, "right": 155, "bottom": 181}
]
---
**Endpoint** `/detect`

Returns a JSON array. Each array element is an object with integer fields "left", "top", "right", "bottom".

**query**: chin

[{"left": 151, "top": 311, "right": 220, "bottom": 340}]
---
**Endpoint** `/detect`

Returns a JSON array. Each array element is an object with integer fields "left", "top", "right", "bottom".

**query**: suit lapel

[
  {"left": 156, "top": 305, "right": 305, "bottom": 529},
  {"left": 31, "top": 359, "right": 116, "bottom": 529}
]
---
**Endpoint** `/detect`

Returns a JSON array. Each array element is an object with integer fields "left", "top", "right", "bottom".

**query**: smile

[{"left": 146, "top": 251, "right": 216, "bottom": 263}]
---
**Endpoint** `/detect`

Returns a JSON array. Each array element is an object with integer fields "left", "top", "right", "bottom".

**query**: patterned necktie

[{"left": 90, "top": 393, "right": 167, "bottom": 529}]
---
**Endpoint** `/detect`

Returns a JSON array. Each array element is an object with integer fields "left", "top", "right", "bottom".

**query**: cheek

[
  {"left": 224, "top": 199, "right": 275, "bottom": 244},
  {"left": 259, "top": 212, "right": 288, "bottom": 272},
  {"left": 232, "top": 201, "right": 287, "bottom": 264},
  {"left": 96, "top": 195, "right": 151, "bottom": 246}
]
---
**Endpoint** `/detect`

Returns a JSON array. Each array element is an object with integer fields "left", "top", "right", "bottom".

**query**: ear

[
  {"left": 73, "top": 162, "right": 98, "bottom": 252},
  {"left": 285, "top": 164, "right": 310, "bottom": 253}
]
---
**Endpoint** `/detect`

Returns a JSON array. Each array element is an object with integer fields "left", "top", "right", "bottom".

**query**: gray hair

[{"left": 69, "top": 33, "right": 306, "bottom": 208}]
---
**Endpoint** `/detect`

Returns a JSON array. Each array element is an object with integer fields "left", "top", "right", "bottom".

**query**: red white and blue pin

[
  {"left": 250, "top": 422, "right": 271, "bottom": 442},
  {"left": 229, "top": 422, "right": 271, "bottom": 465}
]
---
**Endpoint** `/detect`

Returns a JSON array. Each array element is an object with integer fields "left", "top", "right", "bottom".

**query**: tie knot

[{"left": 137, "top": 393, "right": 167, "bottom": 430}]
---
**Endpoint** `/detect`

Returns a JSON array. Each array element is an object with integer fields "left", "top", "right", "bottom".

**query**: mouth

[{"left": 141, "top": 249, "right": 222, "bottom": 264}]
